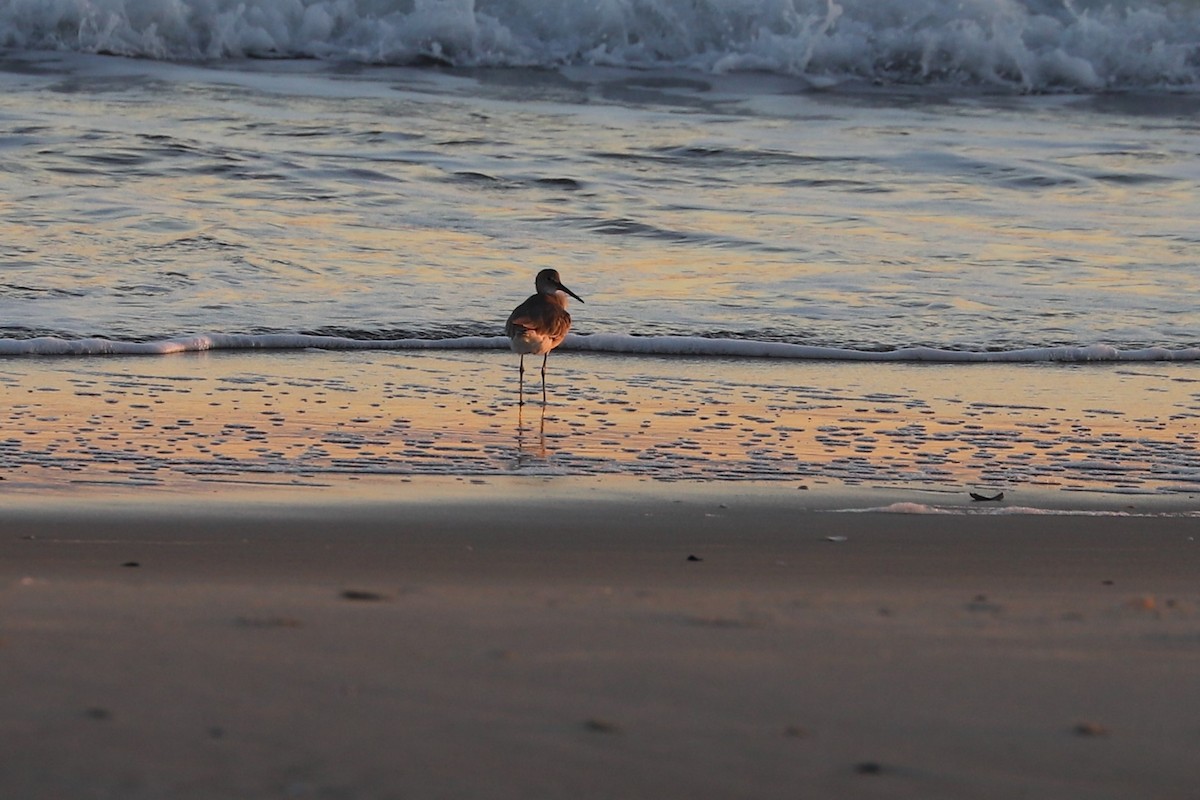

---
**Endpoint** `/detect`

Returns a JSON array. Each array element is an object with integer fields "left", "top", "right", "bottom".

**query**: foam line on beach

[
  {"left": 2, "top": 333, "right": 1199, "bottom": 363},
  {"left": 834, "top": 502, "right": 1200, "bottom": 517},
  {"left": 0, "top": 333, "right": 507, "bottom": 356},
  {"left": 566, "top": 335, "right": 1200, "bottom": 363}
]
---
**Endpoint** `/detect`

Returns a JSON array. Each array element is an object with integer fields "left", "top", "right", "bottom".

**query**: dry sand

[{"left": 2, "top": 481, "right": 1198, "bottom": 799}]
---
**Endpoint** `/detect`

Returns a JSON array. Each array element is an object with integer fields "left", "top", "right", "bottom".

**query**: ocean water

[{"left": 1, "top": 1, "right": 1198, "bottom": 498}]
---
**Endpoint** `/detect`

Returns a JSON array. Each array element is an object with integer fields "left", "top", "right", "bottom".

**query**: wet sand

[
  {"left": 2, "top": 483, "right": 1199, "bottom": 799},
  {"left": 1, "top": 349, "right": 1198, "bottom": 495}
]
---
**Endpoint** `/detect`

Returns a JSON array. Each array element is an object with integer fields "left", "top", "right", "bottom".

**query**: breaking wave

[{"left": 2, "top": 0, "right": 1199, "bottom": 92}]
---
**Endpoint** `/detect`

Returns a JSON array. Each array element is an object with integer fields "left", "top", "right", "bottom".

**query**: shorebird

[{"left": 505, "top": 268, "right": 583, "bottom": 405}]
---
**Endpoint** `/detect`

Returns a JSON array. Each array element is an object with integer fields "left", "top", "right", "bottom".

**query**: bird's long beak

[{"left": 557, "top": 280, "right": 584, "bottom": 303}]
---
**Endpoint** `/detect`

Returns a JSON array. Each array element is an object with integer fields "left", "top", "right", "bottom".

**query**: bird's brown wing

[
  {"left": 505, "top": 295, "right": 539, "bottom": 337},
  {"left": 505, "top": 295, "right": 572, "bottom": 339},
  {"left": 539, "top": 306, "right": 572, "bottom": 341}
]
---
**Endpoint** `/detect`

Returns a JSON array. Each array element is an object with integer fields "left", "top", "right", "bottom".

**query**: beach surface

[
  {"left": 3, "top": 480, "right": 1198, "bottom": 800},
  {"left": 2, "top": 16, "right": 1200, "bottom": 799}
]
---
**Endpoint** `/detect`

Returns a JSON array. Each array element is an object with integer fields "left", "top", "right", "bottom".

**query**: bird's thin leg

[
  {"left": 518, "top": 355, "right": 525, "bottom": 406},
  {"left": 541, "top": 353, "right": 549, "bottom": 405}
]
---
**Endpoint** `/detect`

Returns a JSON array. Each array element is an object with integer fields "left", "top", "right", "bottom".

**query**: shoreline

[
  {"left": 3, "top": 472, "right": 1199, "bottom": 518},
  {"left": 5, "top": 479, "right": 1199, "bottom": 586}
]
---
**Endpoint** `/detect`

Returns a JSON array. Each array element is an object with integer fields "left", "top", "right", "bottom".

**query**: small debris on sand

[
  {"left": 966, "top": 594, "right": 1003, "bottom": 613},
  {"left": 583, "top": 718, "right": 622, "bottom": 734},
  {"left": 340, "top": 590, "right": 388, "bottom": 602},
  {"left": 1128, "top": 596, "right": 1157, "bottom": 612},
  {"left": 1074, "top": 721, "right": 1110, "bottom": 737},
  {"left": 686, "top": 554, "right": 703, "bottom": 562}
]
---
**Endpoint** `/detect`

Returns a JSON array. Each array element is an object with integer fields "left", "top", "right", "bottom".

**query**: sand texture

[{"left": 2, "top": 489, "right": 1198, "bottom": 799}]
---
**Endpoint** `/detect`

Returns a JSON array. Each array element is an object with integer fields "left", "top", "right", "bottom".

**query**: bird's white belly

[{"left": 509, "top": 329, "right": 558, "bottom": 355}]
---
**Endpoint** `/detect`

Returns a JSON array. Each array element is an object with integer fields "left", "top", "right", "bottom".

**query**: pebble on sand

[
  {"left": 1073, "top": 721, "right": 1111, "bottom": 737},
  {"left": 340, "top": 590, "right": 388, "bottom": 602}
]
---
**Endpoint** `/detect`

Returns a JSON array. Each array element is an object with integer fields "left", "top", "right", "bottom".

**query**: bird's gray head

[{"left": 535, "top": 269, "right": 584, "bottom": 304}]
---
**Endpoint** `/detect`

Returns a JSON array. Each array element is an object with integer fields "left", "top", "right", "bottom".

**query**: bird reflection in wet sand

[
  {"left": 505, "top": 268, "right": 583, "bottom": 406},
  {"left": 513, "top": 401, "right": 548, "bottom": 467}
]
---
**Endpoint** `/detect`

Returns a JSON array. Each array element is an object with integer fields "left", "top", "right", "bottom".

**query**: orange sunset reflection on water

[{"left": 0, "top": 350, "right": 1196, "bottom": 500}]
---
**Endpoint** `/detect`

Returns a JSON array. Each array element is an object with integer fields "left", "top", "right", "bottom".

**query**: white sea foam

[
  {"left": 853, "top": 501, "right": 955, "bottom": 515},
  {"left": 0, "top": 333, "right": 505, "bottom": 356},
  {"left": 1, "top": 332, "right": 1197, "bottom": 362},
  {"left": 567, "top": 336, "right": 1200, "bottom": 362},
  {"left": 837, "top": 502, "right": 1200, "bottom": 517},
  {"left": 2, "top": 0, "right": 1197, "bottom": 92}
]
